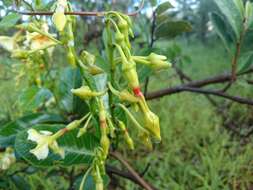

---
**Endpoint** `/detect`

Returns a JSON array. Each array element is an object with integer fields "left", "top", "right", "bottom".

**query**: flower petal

[
  {"left": 30, "top": 144, "right": 49, "bottom": 160},
  {"left": 27, "top": 129, "right": 42, "bottom": 142},
  {"left": 50, "top": 140, "right": 65, "bottom": 159},
  {"left": 40, "top": 130, "right": 53, "bottom": 136},
  {"left": 0, "top": 36, "right": 15, "bottom": 51}
]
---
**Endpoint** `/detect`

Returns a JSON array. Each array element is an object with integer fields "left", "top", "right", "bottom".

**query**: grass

[{"left": 122, "top": 39, "right": 253, "bottom": 190}]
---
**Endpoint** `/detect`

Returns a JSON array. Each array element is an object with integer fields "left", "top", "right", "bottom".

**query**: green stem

[
  {"left": 117, "top": 103, "right": 148, "bottom": 133},
  {"left": 79, "top": 167, "right": 92, "bottom": 190}
]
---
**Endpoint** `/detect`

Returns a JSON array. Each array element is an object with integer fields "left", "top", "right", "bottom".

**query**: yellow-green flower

[
  {"left": 0, "top": 36, "right": 18, "bottom": 52},
  {"left": 25, "top": 31, "right": 57, "bottom": 50},
  {"left": 0, "top": 147, "right": 16, "bottom": 170},
  {"left": 27, "top": 129, "right": 64, "bottom": 160},
  {"left": 52, "top": 0, "right": 67, "bottom": 31},
  {"left": 148, "top": 53, "right": 171, "bottom": 70},
  {"left": 71, "top": 86, "right": 106, "bottom": 100}
]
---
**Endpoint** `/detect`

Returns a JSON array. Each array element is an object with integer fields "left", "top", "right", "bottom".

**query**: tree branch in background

[
  {"left": 173, "top": 63, "right": 218, "bottom": 106},
  {"left": 110, "top": 151, "right": 158, "bottom": 190},
  {"left": 17, "top": 0, "right": 144, "bottom": 17},
  {"left": 146, "top": 68, "right": 253, "bottom": 105}
]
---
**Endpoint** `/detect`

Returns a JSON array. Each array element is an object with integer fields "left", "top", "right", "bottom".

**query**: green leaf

[
  {"left": 233, "top": 0, "right": 244, "bottom": 17},
  {"left": 0, "top": 113, "right": 64, "bottom": 147},
  {"left": 245, "top": 1, "right": 253, "bottom": 29},
  {"left": 57, "top": 67, "right": 89, "bottom": 115},
  {"left": 156, "top": 1, "right": 173, "bottom": 15},
  {"left": 18, "top": 86, "right": 53, "bottom": 112},
  {"left": 210, "top": 13, "right": 234, "bottom": 53},
  {"left": 238, "top": 52, "right": 253, "bottom": 73},
  {"left": 0, "top": 13, "right": 21, "bottom": 30},
  {"left": 96, "top": 55, "right": 110, "bottom": 74},
  {"left": 213, "top": 0, "right": 243, "bottom": 39},
  {"left": 11, "top": 175, "right": 31, "bottom": 190},
  {"left": 15, "top": 124, "right": 99, "bottom": 167},
  {"left": 155, "top": 21, "right": 192, "bottom": 39}
]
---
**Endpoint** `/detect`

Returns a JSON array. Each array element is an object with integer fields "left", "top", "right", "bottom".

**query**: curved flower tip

[
  {"left": 148, "top": 53, "right": 171, "bottom": 70},
  {"left": 27, "top": 129, "right": 65, "bottom": 160},
  {"left": 143, "top": 110, "right": 161, "bottom": 142},
  {"left": 71, "top": 86, "right": 105, "bottom": 99},
  {"left": 0, "top": 147, "right": 16, "bottom": 170}
]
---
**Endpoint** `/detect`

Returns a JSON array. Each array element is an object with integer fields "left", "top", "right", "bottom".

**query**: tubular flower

[
  {"left": 71, "top": 86, "right": 106, "bottom": 100},
  {"left": 0, "top": 147, "right": 16, "bottom": 170},
  {"left": 79, "top": 51, "right": 104, "bottom": 75},
  {"left": 118, "top": 121, "right": 134, "bottom": 150},
  {"left": 99, "top": 100, "right": 110, "bottom": 159},
  {"left": 0, "top": 31, "right": 21, "bottom": 52},
  {"left": 108, "top": 83, "right": 139, "bottom": 103},
  {"left": 139, "top": 97, "right": 161, "bottom": 142},
  {"left": 147, "top": 53, "right": 171, "bottom": 70},
  {"left": 27, "top": 129, "right": 64, "bottom": 160},
  {"left": 80, "top": 50, "right": 96, "bottom": 65},
  {"left": 25, "top": 32, "right": 57, "bottom": 50},
  {"left": 132, "top": 53, "right": 171, "bottom": 71},
  {"left": 52, "top": 0, "right": 67, "bottom": 31},
  {"left": 122, "top": 59, "right": 140, "bottom": 91}
]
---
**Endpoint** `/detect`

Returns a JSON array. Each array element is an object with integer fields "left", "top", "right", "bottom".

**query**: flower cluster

[{"left": 0, "top": 1, "right": 170, "bottom": 188}]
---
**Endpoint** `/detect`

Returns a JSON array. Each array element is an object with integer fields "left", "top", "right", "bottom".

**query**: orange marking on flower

[
  {"left": 133, "top": 87, "right": 143, "bottom": 97},
  {"left": 100, "top": 119, "right": 107, "bottom": 128}
]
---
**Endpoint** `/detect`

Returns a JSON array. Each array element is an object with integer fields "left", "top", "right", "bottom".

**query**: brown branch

[
  {"left": 17, "top": 0, "right": 144, "bottom": 16},
  {"left": 172, "top": 63, "right": 218, "bottom": 106},
  {"left": 146, "top": 68, "right": 253, "bottom": 105},
  {"left": 110, "top": 151, "right": 158, "bottom": 190}
]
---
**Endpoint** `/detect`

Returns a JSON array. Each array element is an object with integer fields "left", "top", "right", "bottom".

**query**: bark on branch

[{"left": 146, "top": 68, "right": 253, "bottom": 105}]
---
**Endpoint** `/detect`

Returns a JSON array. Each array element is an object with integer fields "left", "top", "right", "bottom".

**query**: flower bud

[
  {"left": 66, "top": 120, "right": 82, "bottom": 131},
  {"left": 143, "top": 110, "right": 161, "bottom": 142},
  {"left": 118, "top": 121, "right": 134, "bottom": 150},
  {"left": 119, "top": 90, "right": 140, "bottom": 102},
  {"left": 71, "top": 86, "right": 105, "bottom": 100},
  {"left": 115, "top": 31, "right": 125, "bottom": 45},
  {"left": 122, "top": 59, "right": 140, "bottom": 90},
  {"left": 80, "top": 50, "right": 96, "bottom": 65},
  {"left": 52, "top": 0, "right": 67, "bottom": 31},
  {"left": 52, "top": 12, "right": 66, "bottom": 32},
  {"left": 148, "top": 53, "right": 171, "bottom": 70},
  {"left": 139, "top": 97, "right": 161, "bottom": 142},
  {"left": 108, "top": 83, "right": 139, "bottom": 103},
  {"left": 100, "top": 133, "right": 110, "bottom": 159},
  {"left": 67, "top": 50, "right": 76, "bottom": 67}
]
